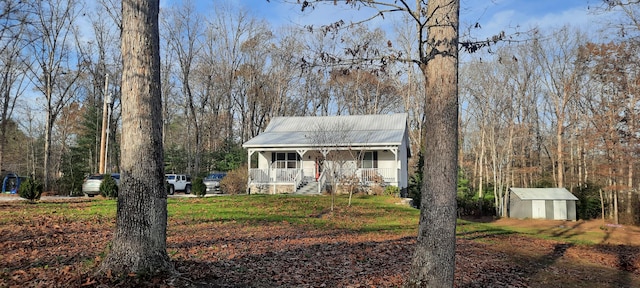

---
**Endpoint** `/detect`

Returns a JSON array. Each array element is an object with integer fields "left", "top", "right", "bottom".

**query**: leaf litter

[{"left": 0, "top": 199, "right": 638, "bottom": 287}]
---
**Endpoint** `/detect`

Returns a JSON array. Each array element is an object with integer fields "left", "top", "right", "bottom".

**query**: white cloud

[{"left": 465, "top": 1, "right": 604, "bottom": 40}]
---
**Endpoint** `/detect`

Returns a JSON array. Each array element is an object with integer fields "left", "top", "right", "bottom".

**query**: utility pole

[
  {"left": 104, "top": 93, "right": 112, "bottom": 173},
  {"left": 99, "top": 74, "right": 109, "bottom": 174}
]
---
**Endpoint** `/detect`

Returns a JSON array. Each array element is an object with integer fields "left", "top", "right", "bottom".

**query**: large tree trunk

[
  {"left": 407, "top": 0, "right": 459, "bottom": 287},
  {"left": 98, "top": 0, "right": 174, "bottom": 276}
]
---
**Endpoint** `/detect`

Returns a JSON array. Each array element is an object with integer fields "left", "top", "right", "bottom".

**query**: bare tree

[
  {"left": 306, "top": 120, "right": 355, "bottom": 212},
  {"left": 601, "top": 0, "right": 640, "bottom": 41},
  {"left": 77, "top": 3, "right": 123, "bottom": 174},
  {"left": 0, "top": 0, "right": 29, "bottom": 54},
  {"left": 206, "top": 4, "right": 254, "bottom": 144},
  {"left": 577, "top": 40, "right": 640, "bottom": 223},
  {"left": 161, "top": 0, "right": 204, "bottom": 175},
  {"left": 0, "top": 1, "right": 29, "bottom": 175},
  {"left": 98, "top": 0, "right": 174, "bottom": 276},
  {"left": 531, "top": 27, "right": 585, "bottom": 189},
  {"left": 19, "top": 106, "right": 44, "bottom": 178},
  {"left": 322, "top": 25, "right": 401, "bottom": 115},
  {"left": 461, "top": 42, "right": 547, "bottom": 216},
  {"left": 264, "top": 26, "right": 306, "bottom": 119},
  {"left": 233, "top": 18, "right": 274, "bottom": 143},
  {"left": 26, "top": 0, "right": 84, "bottom": 189}
]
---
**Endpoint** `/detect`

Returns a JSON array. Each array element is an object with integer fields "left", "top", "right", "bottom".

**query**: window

[
  {"left": 362, "top": 151, "right": 378, "bottom": 169},
  {"left": 272, "top": 152, "right": 300, "bottom": 169}
]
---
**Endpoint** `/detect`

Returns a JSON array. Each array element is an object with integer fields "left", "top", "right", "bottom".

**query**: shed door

[
  {"left": 532, "top": 200, "right": 546, "bottom": 219},
  {"left": 553, "top": 200, "right": 567, "bottom": 220}
]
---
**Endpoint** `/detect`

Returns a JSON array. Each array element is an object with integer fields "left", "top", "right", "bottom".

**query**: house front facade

[{"left": 242, "top": 114, "right": 411, "bottom": 195}]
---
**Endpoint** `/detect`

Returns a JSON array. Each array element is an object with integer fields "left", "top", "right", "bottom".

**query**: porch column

[
  {"left": 246, "top": 149, "right": 256, "bottom": 194},
  {"left": 319, "top": 149, "right": 330, "bottom": 194},
  {"left": 390, "top": 148, "right": 399, "bottom": 186},
  {"left": 247, "top": 149, "right": 256, "bottom": 170},
  {"left": 296, "top": 149, "right": 307, "bottom": 179}
]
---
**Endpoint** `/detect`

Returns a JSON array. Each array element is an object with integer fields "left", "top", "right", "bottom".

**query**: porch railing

[
  {"left": 249, "top": 167, "right": 396, "bottom": 186},
  {"left": 274, "top": 168, "right": 299, "bottom": 182},
  {"left": 249, "top": 168, "right": 270, "bottom": 184},
  {"left": 249, "top": 168, "right": 303, "bottom": 184},
  {"left": 294, "top": 170, "right": 302, "bottom": 189},
  {"left": 359, "top": 168, "right": 396, "bottom": 183}
]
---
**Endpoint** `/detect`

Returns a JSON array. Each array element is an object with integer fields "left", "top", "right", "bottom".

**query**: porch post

[
  {"left": 297, "top": 149, "right": 307, "bottom": 179},
  {"left": 319, "top": 149, "right": 329, "bottom": 194},
  {"left": 390, "top": 148, "right": 399, "bottom": 186},
  {"left": 247, "top": 149, "right": 255, "bottom": 170},
  {"left": 246, "top": 149, "right": 256, "bottom": 194}
]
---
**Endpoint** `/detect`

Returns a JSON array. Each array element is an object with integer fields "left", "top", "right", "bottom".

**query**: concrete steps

[{"left": 295, "top": 180, "right": 321, "bottom": 195}]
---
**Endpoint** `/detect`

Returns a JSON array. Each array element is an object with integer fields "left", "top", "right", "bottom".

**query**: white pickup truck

[{"left": 165, "top": 174, "right": 191, "bottom": 195}]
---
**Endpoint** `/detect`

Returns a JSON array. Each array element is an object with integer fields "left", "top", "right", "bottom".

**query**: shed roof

[
  {"left": 243, "top": 113, "right": 408, "bottom": 149},
  {"left": 509, "top": 188, "right": 578, "bottom": 201}
]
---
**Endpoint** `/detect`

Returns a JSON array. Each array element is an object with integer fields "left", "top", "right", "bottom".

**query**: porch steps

[{"left": 295, "top": 180, "right": 321, "bottom": 195}]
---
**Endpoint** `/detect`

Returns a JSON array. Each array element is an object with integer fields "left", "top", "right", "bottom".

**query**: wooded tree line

[
  {"left": 0, "top": 0, "right": 638, "bottom": 222},
  {"left": 459, "top": 25, "right": 640, "bottom": 224}
]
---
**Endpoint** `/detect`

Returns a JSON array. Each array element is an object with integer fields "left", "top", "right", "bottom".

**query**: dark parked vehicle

[{"left": 203, "top": 173, "right": 226, "bottom": 194}]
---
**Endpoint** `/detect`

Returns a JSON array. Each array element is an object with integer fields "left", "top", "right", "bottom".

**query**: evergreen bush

[
  {"left": 165, "top": 180, "right": 171, "bottom": 195},
  {"left": 18, "top": 178, "right": 43, "bottom": 202},
  {"left": 573, "top": 182, "right": 602, "bottom": 220},
  {"left": 100, "top": 175, "right": 118, "bottom": 199},
  {"left": 192, "top": 177, "right": 206, "bottom": 197},
  {"left": 384, "top": 185, "right": 400, "bottom": 197}
]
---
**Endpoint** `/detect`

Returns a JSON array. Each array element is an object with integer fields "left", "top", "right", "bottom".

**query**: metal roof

[
  {"left": 243, "top": 113, "right": 408, "bottom": 149},
  {"left": 509, "top": 188, "right": 578, "bottom": 201}
]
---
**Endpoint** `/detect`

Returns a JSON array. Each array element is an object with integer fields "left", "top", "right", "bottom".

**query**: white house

[{"left": 242, "top": 113, "right": 411, "bottom": 195}]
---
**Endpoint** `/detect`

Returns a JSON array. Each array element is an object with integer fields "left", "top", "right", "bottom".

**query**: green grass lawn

[
  {"left": 1, "top": 194, "right": 619, "bottom": 244},
  {"left": 0, "top": 194, "right": 420, "bottom": 232},
  {"left": 167, "top": 194, "right": 421, "bottom": 233}
]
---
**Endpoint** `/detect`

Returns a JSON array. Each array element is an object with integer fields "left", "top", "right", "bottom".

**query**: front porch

[
  {"left": 246, "top": 148, "right": 401, "bottom": 195},
  {"left": 248, "top": 166, "right": 397, "bottom": 194}
]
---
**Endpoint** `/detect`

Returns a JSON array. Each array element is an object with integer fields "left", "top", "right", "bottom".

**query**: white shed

[{"left": 508, "top": 188, "right": 578, "bottom": 221}]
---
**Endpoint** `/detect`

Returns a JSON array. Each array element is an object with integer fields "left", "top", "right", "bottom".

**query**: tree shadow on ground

[
  {"left": 534, "top": 220, "right": 586, "bottom": 240},
  {"left": 593, "top": 243, "right": 640, "bottom": 288},
  {"left": 165, "top": 230, "right": 640, "bottom": 288}
]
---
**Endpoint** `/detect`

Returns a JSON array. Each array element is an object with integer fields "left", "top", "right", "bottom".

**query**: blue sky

[
  {"left": 185, "top": 0, "right": 604, "bottom": 39},
  {"left": 463, "top": 0, "right": 604, "bottom": 38}
]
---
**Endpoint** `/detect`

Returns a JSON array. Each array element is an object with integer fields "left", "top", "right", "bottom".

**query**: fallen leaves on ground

[{"left": 0, "top": 199, "right": 638, "bottom": 287}]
